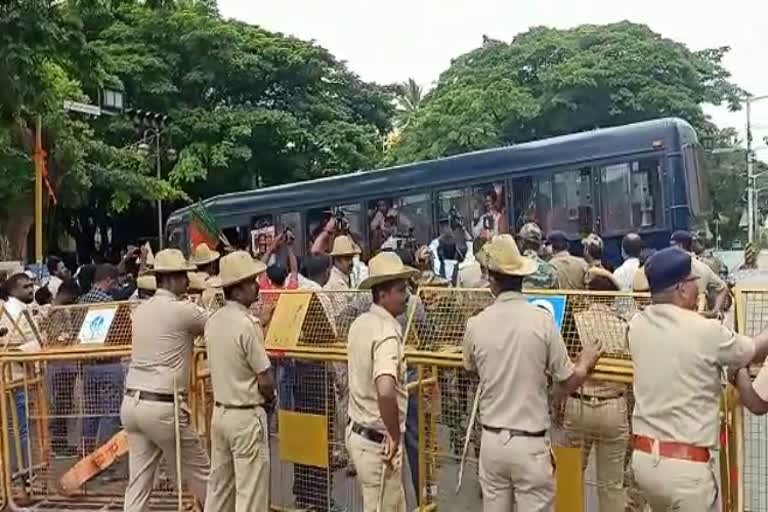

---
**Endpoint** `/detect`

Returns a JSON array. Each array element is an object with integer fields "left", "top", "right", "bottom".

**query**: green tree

[
  {"left": 0, "top": 0, "right": 178, "bottom": 258},
  {"left": 387, "top": 22, "right": 744, "bottom": 164}
]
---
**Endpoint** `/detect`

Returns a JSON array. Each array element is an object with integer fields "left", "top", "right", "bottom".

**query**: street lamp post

[
  {"left": 746, "top": 94, "right": 768, "bottom": 243},
  {"left": 131, "top": 110, "right": 172, "bottom": 249}
]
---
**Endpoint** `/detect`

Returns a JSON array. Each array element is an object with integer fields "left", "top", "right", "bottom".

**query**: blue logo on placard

[{"left": 526, "top": 295, "right": 567, "bottom": 331}]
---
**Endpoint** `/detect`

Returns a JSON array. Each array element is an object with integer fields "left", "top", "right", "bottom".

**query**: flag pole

[{"left": 34, "top": 115, "right": 43, "bottom": 264}]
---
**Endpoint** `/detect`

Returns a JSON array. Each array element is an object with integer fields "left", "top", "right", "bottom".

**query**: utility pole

[{"left": 34, "top": 116, "right": 43, "bottom": 264}]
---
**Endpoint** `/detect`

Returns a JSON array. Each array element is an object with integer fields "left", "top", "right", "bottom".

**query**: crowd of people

[{"left": 0, "top": 219, "right": 765, "bottom": 512}]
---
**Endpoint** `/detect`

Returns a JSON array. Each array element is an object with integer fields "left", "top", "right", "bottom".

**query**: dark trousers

[
  {"left": 292, "top": 361, "right": 335, "bottom": 510},
  {"left": 405, "top": 370, "right": 420, "bottom": 504}
]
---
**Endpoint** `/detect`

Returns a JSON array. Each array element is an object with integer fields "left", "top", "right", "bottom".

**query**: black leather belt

[
  {"left": 570, "top": 393, "right": 624, "bottom": 402},
  {"left": 350, "top": 421, "right": 385, "bottom": 444},
  {"left": 214, "top": 402, "right": 260, "bottom": 410},
  {"left": 482, "top": 426, "right": 546, "bottom": 437},
  {"left": 125, "top": 389, "right": 175, "bottom": 403}
]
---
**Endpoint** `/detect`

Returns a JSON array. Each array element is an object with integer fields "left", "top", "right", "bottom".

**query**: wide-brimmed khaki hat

[
  {"left": 136, "top": 274, "right": 156, "bottom": 291},
  {"left": 187, "top": 272, "right": 209, "bottom": 292},
  {"left": 477, "top": 234, "right": 537, "bottom": 277},
  {"left": 358, "top": 251, "right": 418, "bottom": 290},
  {"left": 329, "top": 236, "right": 361, "bottom": 257},
  {"left": 190, "top": 243, "right": 221, "bottom": 266},
  {"left": 151, "top": 249, "right": 197, "bottom": 274},
  {"left": 219, "top": 251, "right": 266, "bottom": 288}
]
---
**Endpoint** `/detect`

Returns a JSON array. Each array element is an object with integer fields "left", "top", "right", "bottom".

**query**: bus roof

[{"left": 168, "top": 117, "right": 696, "bottom": 226}]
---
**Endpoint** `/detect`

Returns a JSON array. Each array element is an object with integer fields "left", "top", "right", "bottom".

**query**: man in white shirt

[
  {"left": 1, "top": 272, "right": 38, "bottom": 483},
  {"left": 45, "top": 255, "right": 71, "bottom": 299},
  {"left": 613, "top": 233, "right": 644, "bottom": 291}
]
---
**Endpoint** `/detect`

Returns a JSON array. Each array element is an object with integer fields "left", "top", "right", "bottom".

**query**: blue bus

[{"left": 165, "top": 117, "right": 708, "bottom": 267}]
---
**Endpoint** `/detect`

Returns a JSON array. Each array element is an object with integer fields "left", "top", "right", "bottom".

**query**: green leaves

[{"left": 388, "top": 22, "right": 744, "bottom": 164}]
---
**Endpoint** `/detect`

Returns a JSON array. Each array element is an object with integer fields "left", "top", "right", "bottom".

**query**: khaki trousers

[
  {"left": 120, "top": 395, "right": 210, "bottom": 512},
  {"left": 478, "top": 429, "right": 555, "bottom": 512},
  {"left": 563, "top": 396, "right": 629, "bottom": 512},
  {"left": 205, "top": 406, "right": 269, "bottom": 512},
  {"left": 631, "top": 451, "right": 719, "bottom": 512},
  {"left": 346, "top": 425, "right": 406, "bottom": 512}
]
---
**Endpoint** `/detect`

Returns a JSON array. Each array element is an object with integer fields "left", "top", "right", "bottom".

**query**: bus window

[
  {"left": 551, "top": 168, "right": 593, "bottom": 235},
  {"left": 308, "top": 204, "right": 364, "bottom": 256},
  {"left": 437, "top": 189, "right": 470, "bottom": 236},
  {"left": 470, "top": 183, "right": 508, "bottom": 240},
  {"left": 367, "top": 194, "right": 430, "bottom": 254},
  {"left": 600, "top": 158, "right": 661, "bottom": 233}
]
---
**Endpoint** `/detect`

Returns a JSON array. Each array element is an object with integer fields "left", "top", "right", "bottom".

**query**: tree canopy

[
  {"left": 0, "top": 0, "right": 394, "bottom": 258},
  {"left": 387, "top": 22, "right": 744, "bottom": 163}
]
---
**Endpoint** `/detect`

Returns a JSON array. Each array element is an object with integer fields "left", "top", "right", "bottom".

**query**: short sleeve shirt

[
  {"left": 463, "top": 291, "right": 574, "bottom": 432},
  {"left": 549, "top": 251, "right": 588, "bottom": 290},
  {"left": 126, "top": 289, "right": 209, "bottom": 394},
  {"left": 347, "top": 303, "right": 407, "bottom": 433},
  {"left": 692, "top": 257, "right": 726, "bottom": 304},
  {"left": 205, "top": 301, "right": 271, "bottom": 406},
  {"left": 324, "top": 266, "right": 352, "bottom": 291},
  {"left": 629, "top": 303, "right": 754, "bottom": 447}
]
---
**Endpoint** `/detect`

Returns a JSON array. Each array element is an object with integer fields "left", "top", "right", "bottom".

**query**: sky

[{"left": 220, "top": 0, "right": 768, "bottom": 153}]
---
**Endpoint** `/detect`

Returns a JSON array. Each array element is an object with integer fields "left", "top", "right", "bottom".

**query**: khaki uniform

[
  {"left": 628, "top": 304, "right": 754, "bottom": 512},
  {"left": 204, "top": 302, "right": 271, "bottom": 512},
  {"left": 549, "top": 250, "right": 588, "bottom": 290},
  {"left": 564, "top": 305, "right": 629, "bottom": 512},
  {"left": 324, "top": 264, "right": 353, "bottom": 460},
  {"left": 121, "top": 289, "right": 210, "bottom": 511},
  {"left": 463, "top": 291, "right": 574, "bottom": 511},
  {"left": 691, "top": 257, "right": 726, "bottom": 311},
  {"left": 346, "top": 303, "right": 408, "bottom": 512}
]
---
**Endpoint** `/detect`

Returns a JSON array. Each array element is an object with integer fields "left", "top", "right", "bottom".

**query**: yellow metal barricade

[
  {"left": 0, "top": 301, "right": 197, "bottom": 511},
  {"left": 733, "top": 286, "right": 768, "bottom": 512}
]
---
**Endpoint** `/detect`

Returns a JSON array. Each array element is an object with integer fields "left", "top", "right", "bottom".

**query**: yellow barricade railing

[{"left": 0, "top": 287, "right": 752, "bottom": 511}]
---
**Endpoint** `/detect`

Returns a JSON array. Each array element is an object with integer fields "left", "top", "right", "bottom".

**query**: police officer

[
  {"left": 121, "top": 249, "right": 210, "bottom": 511},
  {"left": 135, "top": 275, "right": 156, "bottom": 300},
  {"left": 563, "top": 267, "right": 629, "bottom": 512},
  {"left": 190, "top": 242, "right": 221, "bottom": 278},
  {"left": 628, "top": 247, "right": 768, "bottom": 511},
  {"left": 547, "top": 231, "right": 588, "bottom": 289},
  {"left": 582, "top": 233, "right": 606, "bottom": 270},
  {"left": 518, "top": 223, "right": 558, "bottom": 289},
  {"left": 205, "top": 251, "right": 275, "bottom": 512},
  {"left": 669, "top": 230, "right": 728, "bottom": 315},
  {"left": 325, "top": 235, "right": 361, "bottom": 290},
  {"left": 463, "top": 234, "right": 600, "bottom": 511},
  {"left": 347, "top": 251, "right": 417, "bottom": 512}
]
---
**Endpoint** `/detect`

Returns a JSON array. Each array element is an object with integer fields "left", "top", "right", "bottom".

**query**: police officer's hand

[
  {"left": 579, "top": 343, "right": 602, "bottom": 371},
  {"left": 383, "top": 432, "right": 401, "bottom": 470}
]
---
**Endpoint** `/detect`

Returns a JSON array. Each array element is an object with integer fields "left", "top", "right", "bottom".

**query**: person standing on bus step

[
  {"left": 547, "top": 231, "right": 588, "bottom": 289},
  {"left": 464, "top": 234, "right": 601, "bottom": 511},
  {"left": 204, "top": 251, "right": 275, "bottom": 512},
  {"left": 518, "top": 223, "right": 558, "bottom": 289},
  {"left": 347, "top": 251, "right": 417, "bottom": 512},
  {"left": 121, "top": 249, "right": 210, "bottom": 511},
  {"left": 613, "top": 233, "right": 644, "bottom": 291},
  {"left": 190, "top": 242, "right": 221, "bottom": 279},
  {"left": 669, "top": 231, "right": 728, "bottom": 316},
  {"left": 628, "top": 247, "right": 768, "bottom": 511}
]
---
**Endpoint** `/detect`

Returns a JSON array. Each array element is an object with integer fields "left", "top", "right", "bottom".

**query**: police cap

[{"left": 644, "top": 247, "right": 698, "bottom": 293}]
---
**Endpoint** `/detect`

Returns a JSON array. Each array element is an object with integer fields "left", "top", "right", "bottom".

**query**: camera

[{"left": 334, "top": 209, "right": 350, "bottom": 234}]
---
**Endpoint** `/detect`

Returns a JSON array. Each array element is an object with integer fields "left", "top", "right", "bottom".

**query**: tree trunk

[{"left": 0, "top": 209, "right": 34, "bottom": 261}]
